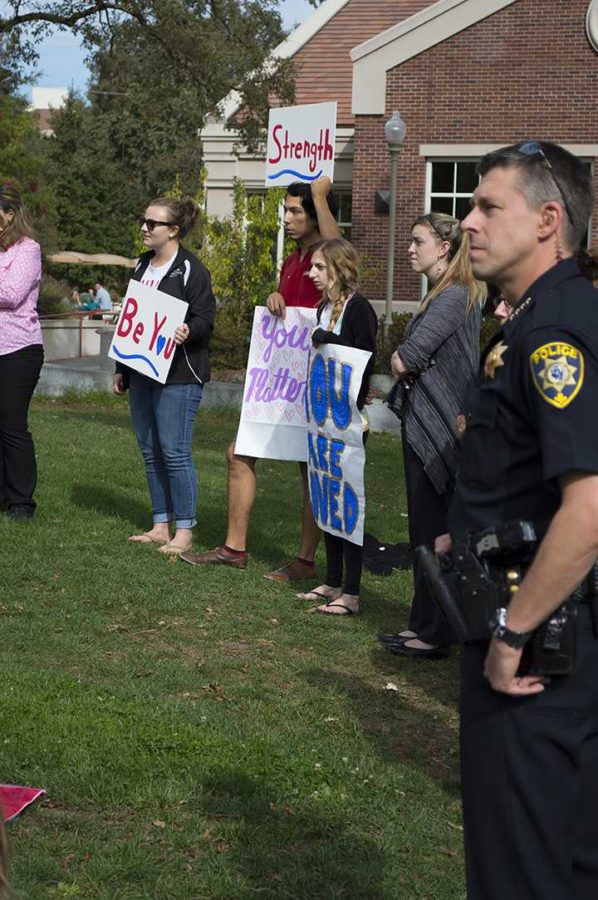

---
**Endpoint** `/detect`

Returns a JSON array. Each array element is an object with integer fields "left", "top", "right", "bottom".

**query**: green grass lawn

[{"left": 1, "top": 395, "right": 464, "bottom": 899}]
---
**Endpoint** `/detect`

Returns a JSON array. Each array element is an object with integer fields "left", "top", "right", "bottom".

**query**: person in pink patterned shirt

[{"left": 0, "top": 184, "right": 44, "bottom": 521}]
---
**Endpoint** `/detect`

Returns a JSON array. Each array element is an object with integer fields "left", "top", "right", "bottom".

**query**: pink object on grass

[{"left": 0, "top": 785, "right": 46, "bottom": 823}]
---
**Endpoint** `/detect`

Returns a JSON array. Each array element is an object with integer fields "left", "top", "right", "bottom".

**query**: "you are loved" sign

[{"left": 108, "top": 280, "right": 187, "bottom": 383}]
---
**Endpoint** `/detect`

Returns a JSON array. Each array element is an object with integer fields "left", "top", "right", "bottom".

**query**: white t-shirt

[{"left": 140, "top": 252, "right": 178, "bottom": 289}]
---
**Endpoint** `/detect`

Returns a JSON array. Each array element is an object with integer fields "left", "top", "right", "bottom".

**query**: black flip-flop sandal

[{"left": 315, "top": 601, "right": 360, "bottom": 617}]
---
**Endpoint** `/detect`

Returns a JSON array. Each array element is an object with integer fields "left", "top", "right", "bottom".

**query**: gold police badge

[
  {"left": 485, "top": 341, "right": 508, "bottom": 379},
  {"left": 529, "top": 342, "right": 584, "bottom": 409}
]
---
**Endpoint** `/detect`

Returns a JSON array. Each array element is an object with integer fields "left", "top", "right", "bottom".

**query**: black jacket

[
  {"left": 312, "top": 291, "right": 378, "bottom": 409},
  {"left": 116, "top": 246, "right": 216, "bottom": 387}
]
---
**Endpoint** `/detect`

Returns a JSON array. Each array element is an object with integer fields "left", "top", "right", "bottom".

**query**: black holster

[{"left": 416, "top": 525, "right": 588, "bottom": 676}]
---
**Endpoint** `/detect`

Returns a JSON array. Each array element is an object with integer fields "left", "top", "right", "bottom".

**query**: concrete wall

[{"left": 41, "top": 319, "right": 103, "bottom": 361}]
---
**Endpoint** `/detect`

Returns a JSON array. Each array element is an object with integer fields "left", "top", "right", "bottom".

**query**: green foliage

[
  {"left": 44, "top": 92, "right": 145, "bottom": 257},
  {"left": 480, "top": 312, "right": 500, "bottom": 347},
  {"left": 202, "top": 181, "right": 286, "bottom": 369},
  {"left": 374, "top": 313, "right": 413, "bottom": 374},
  {"left": 375, "top": 311, "right": 501, "bottom": 374},
  {"left": 0, "top": 87, "right": 58, "bottom": 251},
  {"left": 1, "top": 2, "right": 297, "bottom": 259},
  {"left": 37, "top": 274, "right": 72, "bottom": 316}
]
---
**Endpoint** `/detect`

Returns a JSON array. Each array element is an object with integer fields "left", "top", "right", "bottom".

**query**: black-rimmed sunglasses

[
  {"left": 516, "top": 141, "right": 575, "bottom": 225},
  {"left": 138, "top": 216, "right": 174, "bottom": 232}
]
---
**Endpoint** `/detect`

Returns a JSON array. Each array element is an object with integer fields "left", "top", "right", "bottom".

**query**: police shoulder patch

[{"left": 529, "top": 341, "right": 584, "bottom": 409}]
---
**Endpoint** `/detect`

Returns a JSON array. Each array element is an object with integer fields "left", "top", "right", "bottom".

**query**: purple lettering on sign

[
  {"left": 261, "top": 314, "right": 311, "bottom": 364},
  {"left": 244, "top": 366, "right": 307, "bottom": 404}
]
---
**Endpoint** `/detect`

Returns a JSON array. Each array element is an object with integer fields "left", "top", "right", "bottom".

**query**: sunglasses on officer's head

[
  {"left": 515, "top": 141, "right": 575, "bottom": 225},
  {"left": 138, "top": 216, "right": 174, "bottom": 232}
]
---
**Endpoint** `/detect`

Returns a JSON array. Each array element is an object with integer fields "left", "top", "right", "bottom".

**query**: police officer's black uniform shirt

[{"left": 449, "top": 259, "right": 598, "bottom": 542}]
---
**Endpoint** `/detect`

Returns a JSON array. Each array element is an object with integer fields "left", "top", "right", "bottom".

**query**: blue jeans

[{"left": 128, "top": 373, "right": 203, "bottom": 529}]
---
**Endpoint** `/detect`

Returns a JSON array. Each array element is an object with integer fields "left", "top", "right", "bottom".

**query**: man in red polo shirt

[{"left": 182, "top": 177, "right": 340, "bottom": 579}]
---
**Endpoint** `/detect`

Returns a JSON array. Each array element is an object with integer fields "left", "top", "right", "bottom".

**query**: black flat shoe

[
  {"left": 385, "top": 641, "right": 450, "bottom": 660},
  {"left": 5, "top": 505, "right": 35, "bottom": 522},
  {"left": 378, "top": 632, "right": 415, "bottom": 645}
]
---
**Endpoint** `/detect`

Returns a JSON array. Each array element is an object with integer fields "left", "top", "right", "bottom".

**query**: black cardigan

[
  {"left": 312, "top": 292, "right": 378, "bottom": 409},
  {"left": 116, "top": 246, "right": 216, "bottom": 387}
]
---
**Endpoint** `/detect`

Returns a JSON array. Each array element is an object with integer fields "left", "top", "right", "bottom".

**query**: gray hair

[{"left": 477, "top": 141, "right": 593, "bottom": 252}]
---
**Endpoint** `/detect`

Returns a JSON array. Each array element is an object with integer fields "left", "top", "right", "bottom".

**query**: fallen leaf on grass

[
  {"left": 447, "top": 821, "right": 463, "bottom": 832},
  {"left": 59, "top": 854, "right": 75, "bottom": 870},
  {"left": 384, "top": 682, "right": 399, "bottom": 691},
  {"left": 151, "top": 820, "right": 166, "bottom": 829}
]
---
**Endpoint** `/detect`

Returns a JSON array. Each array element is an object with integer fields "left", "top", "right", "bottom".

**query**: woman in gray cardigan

[{"left": 384, "top": 213, "right": 486, "bottom": 659}]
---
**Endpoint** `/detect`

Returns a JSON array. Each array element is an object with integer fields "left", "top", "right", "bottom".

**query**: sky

[{"left": 19, "top": 0, "right": 316, "bottom": 99}]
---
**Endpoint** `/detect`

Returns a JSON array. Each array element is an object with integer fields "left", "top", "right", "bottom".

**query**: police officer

[{"left": 450, "top": 141, "right": 598, "bottom": 899}]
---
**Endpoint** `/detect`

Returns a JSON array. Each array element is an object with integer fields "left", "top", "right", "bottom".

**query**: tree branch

[{"left": 0, "top": 2, "right": 146, "bottom": 33}]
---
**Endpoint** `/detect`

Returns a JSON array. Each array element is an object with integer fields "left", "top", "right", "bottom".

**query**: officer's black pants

[
  {"left": 0, "top": 344, "right": 44, "bottom": 511},
  {"left": 460, "top": 603, "right": 598, "bottom": 899},
  {"left": 401, "top": 429, "right": 454, "bottom": 644}
]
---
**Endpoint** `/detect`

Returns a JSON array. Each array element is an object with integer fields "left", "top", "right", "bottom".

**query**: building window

[
  {"left": 426, "top": 160, "right": 479, "bottom": 221},
  {"left": 336, "top": 191, "right": 352, "bottom": 240}
]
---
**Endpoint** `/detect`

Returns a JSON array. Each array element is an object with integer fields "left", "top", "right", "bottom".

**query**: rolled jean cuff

[
  {"left": 153, "top": 513, "right": 173, "bottom": 524},
  {"left": 175, "top": 517, "right": 196, "bottom": 529}
]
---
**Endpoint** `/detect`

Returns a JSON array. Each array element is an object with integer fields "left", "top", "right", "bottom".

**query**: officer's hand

[
  {"left": 434, "top": 533, "right": 452, "bottom": 555},
  {"left": 456, "top": 414, "right": 467, "bottom": 437},
  {"left": 311, "top": 175, "right": 332, "bottom": 199},
  {"left": 267, "top": 291, "right": 286, "bottom": 319},
  {"left": 484, "top": 639, "right": 550, "bottom": 696},
  {"left": 113, "top": 373, "right": 125, "bottom": 395}
]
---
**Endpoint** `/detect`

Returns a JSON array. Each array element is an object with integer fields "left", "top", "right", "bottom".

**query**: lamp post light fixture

[{"left": 384, "top": 111, "right": 407, "bottom": 335}]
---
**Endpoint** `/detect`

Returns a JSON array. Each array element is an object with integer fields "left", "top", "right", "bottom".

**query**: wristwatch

[{"left": 488, "top": 607, "right": 533, "bottom": 649}]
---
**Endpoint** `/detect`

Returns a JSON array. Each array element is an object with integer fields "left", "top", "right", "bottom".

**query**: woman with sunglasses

[
  {"left": 114, "top": 196, "right": 216, "bottom": 555},
  {"left": 383, "top": 212, "right": 486, "bottom": 659},
  {"left": 0, "top": 183, "right": 44, "bottom": 522}
]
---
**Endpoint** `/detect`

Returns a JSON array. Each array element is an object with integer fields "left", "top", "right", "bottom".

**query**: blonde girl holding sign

[
  {"left": 297, "top": 238, "right": 377, "bottom": 616},
  {"left": 113, "top": 196, "right": 216, "bottom": 555}
]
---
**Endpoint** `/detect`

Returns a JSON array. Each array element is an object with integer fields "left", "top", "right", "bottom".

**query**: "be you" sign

[{"left": 108, "top": 280, "right": 188, "bottom": 383}]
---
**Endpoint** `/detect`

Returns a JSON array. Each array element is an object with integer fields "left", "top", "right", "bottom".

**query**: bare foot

[
  {"left": 129, "top": 526, "right": 170, "bottom": 545},
  {"left": 157, "top": 527, "right": 193, "bottom": 556},
  {"left": 315, "top": 592, "right": 360, "bottom": 616},
  {"left": 296, "top": 584, "right": 341, "bottom": 602}
]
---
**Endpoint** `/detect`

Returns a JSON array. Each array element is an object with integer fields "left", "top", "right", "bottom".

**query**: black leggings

[
  {"left": 402, "top": 427, "right": 455, "bottom": 644},
  {"left": 0, "top": 344, "right": 44, "bottom": 511},
  {"left": 323, "top": 430, "right": 367, "bottom": 596},
  {"left": 324, "top": 532, "right": 363, "bottom": 595}
]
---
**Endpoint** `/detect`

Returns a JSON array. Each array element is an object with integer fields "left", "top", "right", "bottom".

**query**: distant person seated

[
  {"left": 70, "top": 287, "right": 80, "bottom": 307},
  {"left": 78, "top": 288, "right": 99, "bottom": 311},
  {"left": 94, "top": 281, "right": 112, "bottom": 311}
]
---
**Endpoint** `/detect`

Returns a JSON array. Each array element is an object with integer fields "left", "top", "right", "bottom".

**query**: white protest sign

[
  {"left": 108, "top": 279, "right": 187, "bottom": 384},
  {"left": 306, "top": 344, "right": 371, "bottom": 547},
  {"left": 265, "top": 102, "right": 337, "bottom": 186},
  {"left": 236, "top": 306, "right": 317, "bottom": 461}
]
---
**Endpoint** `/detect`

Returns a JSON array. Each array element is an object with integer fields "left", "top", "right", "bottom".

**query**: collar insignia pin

[{"left": 485, "top": 341, "right": 508, "bottom": 379}]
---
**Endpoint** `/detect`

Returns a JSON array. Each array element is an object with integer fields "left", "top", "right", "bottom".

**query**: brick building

[{"left": 202, "top": 0, "right": 598, "bottom": 307}]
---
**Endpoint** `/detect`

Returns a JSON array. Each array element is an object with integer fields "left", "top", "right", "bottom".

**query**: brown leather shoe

[
  {"left": 264, "top": 559, "right": 316, "bottom": 582},
  {"left": 180, "top": 546, "right": 248, "bottom": 569}
]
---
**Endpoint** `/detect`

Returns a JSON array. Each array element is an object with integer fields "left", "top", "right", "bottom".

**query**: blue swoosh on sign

[
  {"left": 112, "top": 345, "right": 160, "bottom": 378},
  {"left": 267, "top": 168, "right": 324, "bottom": 182}
]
